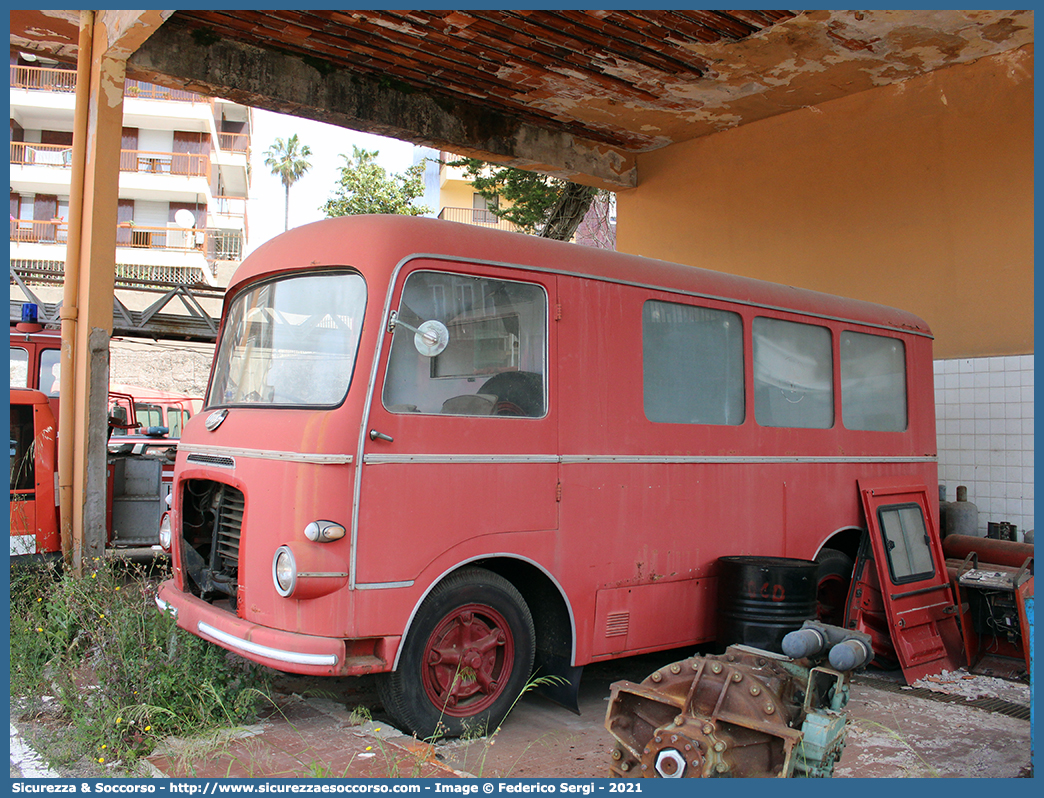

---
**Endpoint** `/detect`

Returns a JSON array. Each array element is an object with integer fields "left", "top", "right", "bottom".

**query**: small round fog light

[
  {"left": 158, "top": 512, "right": 172, "bottom": 552},
  {"left": 273, "top": 546, "right": 297, "bottom": 597}
]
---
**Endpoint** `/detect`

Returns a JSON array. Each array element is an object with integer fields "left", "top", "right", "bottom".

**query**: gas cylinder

[{"left": 939, "top": 485, "right": 979, "bottom": 538}]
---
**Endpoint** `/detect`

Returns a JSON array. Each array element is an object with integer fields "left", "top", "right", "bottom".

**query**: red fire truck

[
  {"left": 156, "top": 215, "right": 953, "bottom": 737},
  {"left": 9, "top": 316, "right": 200, "bottom": 556}
]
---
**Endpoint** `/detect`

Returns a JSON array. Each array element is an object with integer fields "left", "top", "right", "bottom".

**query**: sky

[{"left": 244, "top": 108, "right": 423, "bottom": 257}]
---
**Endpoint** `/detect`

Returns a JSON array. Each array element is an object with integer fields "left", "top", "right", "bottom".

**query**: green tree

[
  {"left": 264, "top": 134, "right": 313, "bottom": 232},
  {"left": 449, "top": 158, "right": 602, "bottom": 241},
  {"left": 321, "top": 146, "right": 429, "bottom": 217}
]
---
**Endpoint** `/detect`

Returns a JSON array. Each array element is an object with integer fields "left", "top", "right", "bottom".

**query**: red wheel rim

[{"left": 420, "top": 602, "right": 515, "bottom": 717}]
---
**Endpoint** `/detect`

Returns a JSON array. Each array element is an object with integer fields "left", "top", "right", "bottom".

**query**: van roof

[{"left": 231, "top": 215, "right": 931, "bottom": 337}]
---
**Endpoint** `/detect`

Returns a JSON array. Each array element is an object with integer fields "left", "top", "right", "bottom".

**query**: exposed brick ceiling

[
  {"left": 160, "top": 9, "right": 1036, "bottom": 152},
  {"left": 10, "top": 9, "right": 1034, "bottom": 187},
  {"left": 165, "top": 9, "right": 797, "bottom": 151}
]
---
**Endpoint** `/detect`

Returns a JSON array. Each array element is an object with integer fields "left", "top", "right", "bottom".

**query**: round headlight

[
  {"left": 158, "top": 512, "right": 172, "bottom": 552},
  {"left": 273, "top": 546, "right": 297, "bottom": 597}
]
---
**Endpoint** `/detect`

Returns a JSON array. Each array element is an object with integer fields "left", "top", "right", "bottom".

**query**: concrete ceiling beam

[{"left": 127, "top": 23, "right": 636, "bottom": 190}]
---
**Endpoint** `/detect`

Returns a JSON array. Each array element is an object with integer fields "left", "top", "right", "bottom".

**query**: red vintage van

[{"left": 156, "top": 215, "right": 941, "bottom": 738}]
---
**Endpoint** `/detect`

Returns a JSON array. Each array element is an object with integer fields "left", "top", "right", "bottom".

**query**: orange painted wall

[{"left": 617, "top": 47, "right": 1033, "bottom": 360}]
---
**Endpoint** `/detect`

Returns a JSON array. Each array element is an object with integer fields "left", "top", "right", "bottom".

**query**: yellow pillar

[{"left": 60, "top": 11, "right": 172, "bottom": 571}]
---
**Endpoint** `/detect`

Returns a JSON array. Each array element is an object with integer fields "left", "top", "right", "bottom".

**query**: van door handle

[{"left": 368, "top": 429, "right": 394, "bottom": 443}]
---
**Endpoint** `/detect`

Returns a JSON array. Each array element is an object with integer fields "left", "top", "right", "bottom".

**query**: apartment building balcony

[
  {"left": 12, "top": 66, "right": 217, "bottom": 132},
  {"left": 11, "top": 141, "right": 212, "bottom": 202},
  {"left": 10, "top": 219, "right": 243, "bottom": 285},
  {"left": 438, "top": 206, "right": 520, "bottom": 233},
  {"left": 218, "top": 132, "right": 250, "bottom": 154},
  {"left": 9, "top": 64, "right": 77, "bottom": 93},
  {"left": 209, "top": 195, "right": 247, "bottom": 231}
]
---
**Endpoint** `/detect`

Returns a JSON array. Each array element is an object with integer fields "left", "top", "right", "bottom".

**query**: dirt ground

[{"left": 12, "top": 648, "right": 1032, "bottom": 780}]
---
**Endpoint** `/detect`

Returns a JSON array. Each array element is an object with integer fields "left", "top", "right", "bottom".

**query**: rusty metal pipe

[{"left": 942, "top": 534, "right": 1034, "bottom": 568}]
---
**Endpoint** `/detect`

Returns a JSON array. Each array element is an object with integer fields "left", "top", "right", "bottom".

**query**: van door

[
  {"left": 9, "top": 394, "right": 59, "bottom": 556},
  {"left": 855, "top": 477, "right": 963, "bottom": 681},
  {"left": 9, "top": 402, "right": 38, "bottom": 553},
  {"left": 356, "top": 262, "right": 559, "bottom": 588}
]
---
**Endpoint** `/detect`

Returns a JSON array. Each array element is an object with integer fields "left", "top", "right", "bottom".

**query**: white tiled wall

[{"left": 934, "top": 355, "right": 1034, "bottom": 541}]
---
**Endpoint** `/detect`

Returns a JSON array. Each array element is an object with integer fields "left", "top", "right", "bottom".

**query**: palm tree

[{"left": 264, "top": 134, "right": 313, "bottom": 232}]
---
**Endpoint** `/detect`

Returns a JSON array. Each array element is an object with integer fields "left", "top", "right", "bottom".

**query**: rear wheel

[
  {"left": 377, "top": 567, "right": 535, "bottom": 739},
  {"left": 815, "top": 548, "right": 854, "bottom": 627}
]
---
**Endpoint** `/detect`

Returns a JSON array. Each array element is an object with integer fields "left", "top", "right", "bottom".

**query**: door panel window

[
  {"left": 382, "top": 271, "right": 547, "bottom": 417},
  {"left": 877, "top": 503, "right": 935, "bottom": 584}
]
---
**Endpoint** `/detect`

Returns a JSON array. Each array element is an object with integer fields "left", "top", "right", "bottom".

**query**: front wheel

[{"left": 376, "top": 567, "right": 535, "bottom": 739}]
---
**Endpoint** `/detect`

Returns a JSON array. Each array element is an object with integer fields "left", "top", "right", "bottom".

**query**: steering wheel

[{"left": 493, "top": 399, "right": 527, "bottom": 416}]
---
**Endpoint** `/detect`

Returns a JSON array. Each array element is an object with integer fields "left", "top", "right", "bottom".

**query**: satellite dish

[{"left": 174, "top": 209, "right": 196, "bottom": 229}]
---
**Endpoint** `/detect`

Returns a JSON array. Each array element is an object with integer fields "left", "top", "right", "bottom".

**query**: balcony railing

[
  {"left": 12, "top": 143, "right": 210, "bottom": 178},
  {"left": 438, "top": 206, "right": 519, "bottom": 232},
  {"left": 124, "top": 79, "right": 208, "bottom": 103},
  {"left": 218, "top": 132, "right": 250, "bottom": 154},
  {"left": 212, "top": 196, "right": 247, "bottom": 218},
  {"left": 11, "top": 65, "right": 209, "bottom": 103},
  {"left": 208, "top": 230, "right": 243, "bottom": 261},
  {"left": 118, "top": 149, "right": 209, "bottom": 178},
  {"left": 10, "top": 141, "right": 73, "bottom": 167},
  {"left": 116, "top": 223, "right": 205, "bottom": 251},
  {"left": 10, "top": 65, "right": 76, "bottom": 93},
  {"left": 10, "top": 219, "right": 68, "bottom": 244},
  {"left": 11, "top": 219, "right": 243, "bottom": 261}
]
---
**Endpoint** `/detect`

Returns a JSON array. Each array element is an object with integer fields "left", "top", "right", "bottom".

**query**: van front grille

[
  {"left": 180, "top": 479, "right": 245, "bottom": 608},
  {"left": 215, "top": 489, "right": 244, "bottom": 570}
]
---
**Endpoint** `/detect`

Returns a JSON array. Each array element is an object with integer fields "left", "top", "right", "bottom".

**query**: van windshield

[{"left": 208, "top": 271, "right": 366, "bottom": 408}]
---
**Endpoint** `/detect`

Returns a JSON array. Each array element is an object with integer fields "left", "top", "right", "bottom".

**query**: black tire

[
  {"left": 376, "top": 567, "right": 535, "bottom": 739},
  {"left": 815, "top": 548, "right": 854, "bottom": 627}
]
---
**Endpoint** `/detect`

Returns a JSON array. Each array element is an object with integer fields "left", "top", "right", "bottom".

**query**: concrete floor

[{"left": 137, "top": 649, "right": 1032, "bottom": 779}]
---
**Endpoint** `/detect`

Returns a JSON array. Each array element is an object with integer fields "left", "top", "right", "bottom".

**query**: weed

[
  {"left": 348, "top": 705, "right": 373, "bottom": 726},
  {"left": 9, "top": 557, "right": 273, "bottom": 770}
]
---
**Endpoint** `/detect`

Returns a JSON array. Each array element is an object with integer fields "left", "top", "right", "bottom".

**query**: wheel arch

[
  {"left": 393, "top": 554, "right": 576, "bottom": 673},
  {"left": 815, "top": 526, "right": 863, "bottom": 564}
]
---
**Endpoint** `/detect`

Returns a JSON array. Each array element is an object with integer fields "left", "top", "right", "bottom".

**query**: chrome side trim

[
  {"left": 180, "top": 443, "right": 352, "bottom": 466},
  {"left": 355, "top": 580, "right": 416, "bottom": 590},
  {"left": 197, "top": 621, "right": 338, "bottom": 667},
  {"left": 364, "top": 453, "right": 560, "bottom": 465},
  {"left": 154, "top": 595, "right": 178, "bottom": 618},
  {"left": 559, "top": 455, "right": 939, "bottom": 465},
  {"left": 362, "top": 453, "right": 937, "bottom": 466}
]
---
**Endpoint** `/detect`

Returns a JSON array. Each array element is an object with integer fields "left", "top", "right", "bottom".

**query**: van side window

[
  {"left": 40, "top": 349, "right": 61, "bottom": 396},
  {"left": 753, "top": 317, "right": 833, "bottom": 429},
  {"left": 383, "top": 271, "right": 547, "bottom": 417},
  {"left": 841, "top": 331, "right": 907, "bottom": 431},
  {"left": 10, "top": 347, "right": 28, "bottom": 388},
  {"left": 642, "top": 300, "right": 744, "bottom": 425}
]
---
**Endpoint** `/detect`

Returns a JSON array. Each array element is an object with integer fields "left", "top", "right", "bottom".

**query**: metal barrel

[{"left": 716, "top": 556, "right": 818, "bottom": 654}]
